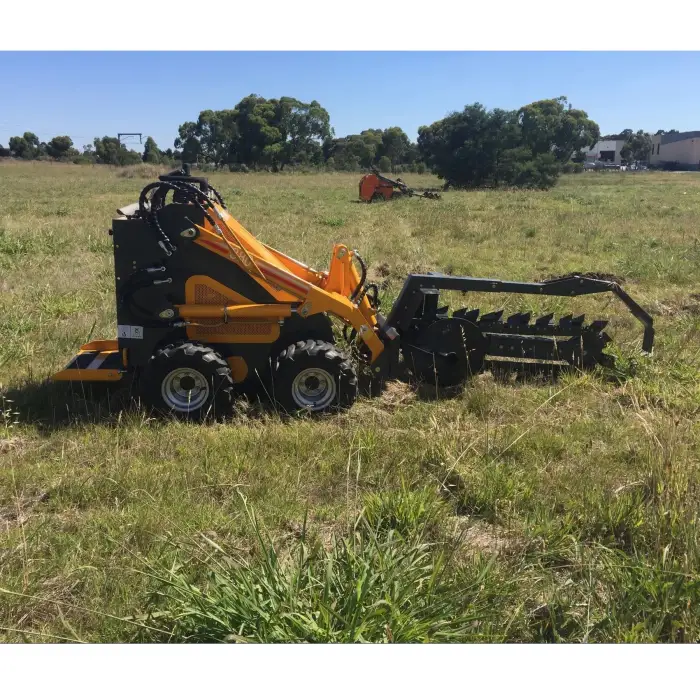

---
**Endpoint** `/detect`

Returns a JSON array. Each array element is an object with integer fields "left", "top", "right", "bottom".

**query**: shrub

[
  {"left": 377, "top": 156, "right": 392, "bottom": 172},
  {"left": 561, "top": 161, "right": 584, "bottom": 174},
  {"left": 362, "top": 482, "right": 447, "bottom": 539}
]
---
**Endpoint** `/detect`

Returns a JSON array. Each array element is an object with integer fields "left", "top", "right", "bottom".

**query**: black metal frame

[
  {"left": 368, "top": 167, "right": 440, "bottom": 199},
  {"left": 386, "top": 273, "right": 654, "bottom": 353}
]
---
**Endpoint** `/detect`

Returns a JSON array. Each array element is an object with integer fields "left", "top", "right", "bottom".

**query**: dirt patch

[
  {"left": 682, "top": 293, "right": 700, "bottom": 316},
  {"left": 656, "top": 293, "right": 700, "bottom": 317},
  {"left": 449, "top": 516, "right": 522, "bottom": 557},
  {"left": 0, "top": 437, "right": 26, "bottom": 455},
  {"left": 375, "top": 381, "right": 416, "bottom": 410},
  {"left": 539, "top": 271, "right": 625, "bottom": 285},
  {"left": 374, "top": 262, "right": 391, "bottom": 277},
  {"left": 0, "top": 491, "right": 48, "bottom": 529},
  {"left": 368, "top": 261, "right": 433, "bottom": 290},
  {"left": 280, "top": 517, "right": 345, "bottom": 554},
  {"left": 655, "top": 300, "right": 682, "bottom": 317}
]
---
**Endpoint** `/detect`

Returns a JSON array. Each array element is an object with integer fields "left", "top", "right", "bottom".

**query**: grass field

[{"left": 1, "top": 161, "right": 699, "bottom": 642}]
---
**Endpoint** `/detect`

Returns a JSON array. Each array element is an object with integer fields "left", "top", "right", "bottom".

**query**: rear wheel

[
  {"left": 142, "top": 342, "right": 233, "bottom": 420},
  {"left": 271, "top": 340, "right": 357, "bottom": 414}
]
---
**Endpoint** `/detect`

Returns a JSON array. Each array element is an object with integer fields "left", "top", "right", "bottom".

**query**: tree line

[
  {"left": 0, "top": 93, "right": 665, "bottom": 189},
  {"left": 0, "top": 132, "right": 178, "bottom": 167}
]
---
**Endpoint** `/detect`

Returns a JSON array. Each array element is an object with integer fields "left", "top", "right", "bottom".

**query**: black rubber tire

[
  {"left": 271, "top": 340, "right": 358, "bottom": 415},
  {"left": 141, "top": 342, "right": 234, "bottom": 420}
]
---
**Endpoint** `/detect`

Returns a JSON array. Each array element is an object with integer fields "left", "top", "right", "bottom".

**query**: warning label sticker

[{"left": 118, "top": 325, "right": 144, "bottom": 339}]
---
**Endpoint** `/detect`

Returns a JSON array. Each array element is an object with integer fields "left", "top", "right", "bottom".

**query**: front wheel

[{"left": 271, "top": 340, "right": 358, "bottom": 414}]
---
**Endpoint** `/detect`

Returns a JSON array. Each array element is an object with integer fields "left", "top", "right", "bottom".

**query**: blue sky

[{"left": 1, "top": 52, "right": 699, "bottom": 151}]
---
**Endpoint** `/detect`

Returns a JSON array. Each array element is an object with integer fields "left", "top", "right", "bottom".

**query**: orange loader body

[
  {"left": 358, "top": 168, "right": 441, "bottom": 203},
  {"left": 359, "top": 172, "right": 396, "bottom": 202}
]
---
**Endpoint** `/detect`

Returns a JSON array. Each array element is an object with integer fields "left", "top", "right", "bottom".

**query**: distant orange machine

[{"left": 358, "top": 167, "right": 441, "bottom": 202}]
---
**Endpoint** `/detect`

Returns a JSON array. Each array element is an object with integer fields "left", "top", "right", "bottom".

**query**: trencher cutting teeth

[
  {"left": 479, "top": 309, "right": 504, "bottom": 324},
  {"left": 507, "top": 312, "right": 531, "bottom": 326},
  {"left": 451, "top": 309, "right": 609, "bottom": 338},
  {"left": 454, "top": 308, "right": 480, "bottom": 322},
  {"left": 442, "top": 307, "right": 615, "bottom": 372}
]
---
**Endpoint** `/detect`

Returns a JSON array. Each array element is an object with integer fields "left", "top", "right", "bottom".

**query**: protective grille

[
  {"left": 191, "top": 283, "right": 274, "bottom": 337},
  {"left": 194, "top": 284, "right": 233, "bottom": 306},
  {"left": 194, "top": 320, "right": 274, "bottom": 336}
]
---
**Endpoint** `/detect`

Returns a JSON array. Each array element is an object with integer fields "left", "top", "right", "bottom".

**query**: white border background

[
  {"left": 2, "top": 0, "right": 700, "bottom": 694},
  {"left": 3, "top": 0, "right": 700, "bottom": 50},
  {"left": 3, "top": 644, "right": 699, "bottom": 697}
]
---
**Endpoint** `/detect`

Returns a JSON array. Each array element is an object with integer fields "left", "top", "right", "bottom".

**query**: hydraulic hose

[
  {"left": 118, "top": 270, "right": 173, "bottom": 326},
  {"left": 350, "top": 250, "right": 367, "bottom": 302},
  {"left": 355, "top": 283, "right": 381, "bottom": 309},
  {"left": 137, "top": 180, "right": 222, "bottom": 256}
]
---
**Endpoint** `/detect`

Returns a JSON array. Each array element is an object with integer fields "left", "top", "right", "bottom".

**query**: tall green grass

[{"left": 137, "top": 491, "right": 509, "bottom": 643}]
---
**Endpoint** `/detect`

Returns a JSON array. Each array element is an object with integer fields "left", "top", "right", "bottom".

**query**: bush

[
  {"left": 561, "top": 161, "right": 584, "bottom": 174},
  {"left": 342, "top": 156, "right": 361, "bottom": 172},
  {"left": 362, "top": 482, "right": 447, "bottom": 539},
  {"left": 377, "top": 156, "right": 392, "bottom": 172},
  {"left": 417, "top": 99, "right": 598, "bottom": 190},
  {"left": 414, "top": 161, "right": 426, "bottom": 174}
]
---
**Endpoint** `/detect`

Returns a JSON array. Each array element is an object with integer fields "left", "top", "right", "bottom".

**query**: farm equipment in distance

[
  {"left": 359, "top": 167, "right": 442, "bottom": 202},
  {"left": 52, "top": 167, "right": 654, "bottom": 419}
]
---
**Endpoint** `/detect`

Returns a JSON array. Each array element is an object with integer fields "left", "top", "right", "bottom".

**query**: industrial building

[
  {"left": 582, "top": 139, "right": 627, "bottom": 165},
  {"left": 649, "top": 131, "right": 700, "bottom": 170}
]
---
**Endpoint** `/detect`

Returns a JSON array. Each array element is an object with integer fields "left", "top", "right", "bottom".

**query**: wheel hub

[
  {"left": 304, "top": 375, "right": 321, "bottom": 391},
  {"left": 291, "top": 368, "right": 337, "bottom": 411},
  {"left": 161, "top": 367, "right": 210, "bottom": 413},
  {"left": 179, "top": 375, "right": 196, "bottom": 391}
]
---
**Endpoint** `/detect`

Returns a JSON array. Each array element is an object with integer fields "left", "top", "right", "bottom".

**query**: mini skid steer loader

[
  {"left": 359, "top": 167, "right": 441, "bottom": 202},
  {"left": 52, "top": 168, "right": 654, "bottom": 419}
]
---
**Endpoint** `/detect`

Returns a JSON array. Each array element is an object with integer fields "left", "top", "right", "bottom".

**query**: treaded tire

[
  {"left": 271, "top": 340, "right": 358, "bottom": 415},
  {"left": 141, "top": 342, "right": 233, "bottom": 420}
]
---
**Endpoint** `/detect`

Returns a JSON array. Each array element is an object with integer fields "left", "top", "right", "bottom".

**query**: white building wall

[
  {"left": 650, "top": 134, "right": 700, "bottom": 168},
  {"left": 583, "top": 140, "right": 626, "bottom": 164}
]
